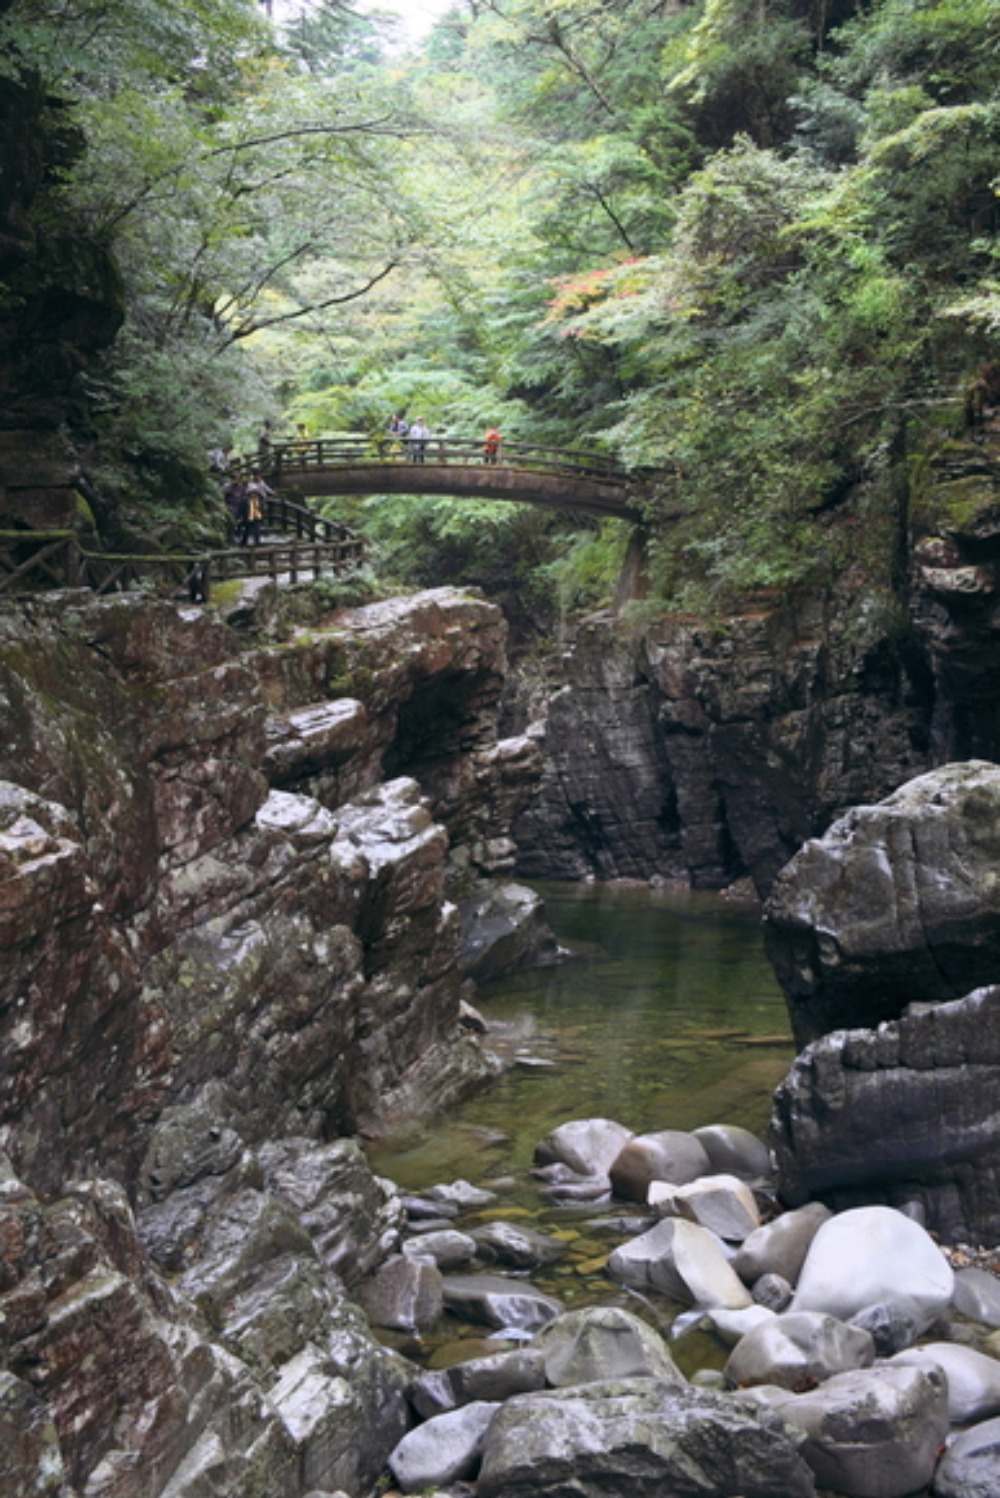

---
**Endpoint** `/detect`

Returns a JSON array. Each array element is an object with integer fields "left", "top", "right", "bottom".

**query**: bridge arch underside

[{"left": 276, "top": 464, "right": 642, "bottom": 523}]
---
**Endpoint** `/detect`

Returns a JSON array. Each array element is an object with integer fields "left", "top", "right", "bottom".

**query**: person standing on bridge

[
  {"left": 408, "top": 416, "right": 429, "bottom": 462},
  {"left": 483, "top": 425, "right": 502, "bottom": 464},
  {"left": 245, "top": 468, "right": 273, "bottom": 546},
  {"left": 224, "top": 476, "right": 249, "bottom": 544}
]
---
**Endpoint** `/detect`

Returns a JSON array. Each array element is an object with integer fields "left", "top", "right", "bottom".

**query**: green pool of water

[
  {"left": 366, "top": 881, "right": 795, "bottom": 1366},
  {"left": 370, "top": 879, "right": 793, "bottom": 1191}
]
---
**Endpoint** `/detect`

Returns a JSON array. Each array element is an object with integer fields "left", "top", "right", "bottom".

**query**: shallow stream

[{"left": 367, "top": 880, "right": 795, "bottom": 1370}]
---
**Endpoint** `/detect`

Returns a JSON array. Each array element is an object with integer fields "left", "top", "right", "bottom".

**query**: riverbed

[{"left": 367, "top": 881, "right": 795, "bottom": 1366}]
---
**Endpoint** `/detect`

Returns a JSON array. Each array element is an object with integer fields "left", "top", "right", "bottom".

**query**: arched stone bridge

[{"left": 236, "top": 437, "right": 644, "bottom": 523}]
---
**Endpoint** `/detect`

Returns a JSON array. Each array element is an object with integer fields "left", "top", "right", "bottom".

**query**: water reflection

[{"left": 369, "top": 880, "right": 793, "bottom": 1188}]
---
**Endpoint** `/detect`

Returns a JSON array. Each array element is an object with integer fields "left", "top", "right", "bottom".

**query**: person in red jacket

[{"left": 483, "top": 425, "right": 502, "bottom": 464}]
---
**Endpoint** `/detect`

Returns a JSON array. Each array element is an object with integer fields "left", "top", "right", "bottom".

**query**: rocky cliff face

[
  {"left": 511, "top": 433, "right": 1000, "bottom": 899},
  {"left": 0, "top": 583, "right": 541, "bottom": 1497},
  {"left": 764, "top": 762, "right": 1000, "bottom": 1244},
  {"left": 511, "top": 582, "right": 933, "bottom": 895}
]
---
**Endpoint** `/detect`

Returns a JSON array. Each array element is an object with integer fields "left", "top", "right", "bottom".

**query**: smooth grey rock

[
  {"left": 891, "top": 1342, "right": 1000, "bottom": 1423},
  {"left": 954, "top": 1267, "right": 1000, "bottom": 1328},
  {"left": 692, "top": 1123, "right": 773, "bottom": 1181},
  {"left": 409, "top": 1368, "right": 457, "bottom": 1419},
  {"left": 752, "top": 1272, "right": 794, "bottom": 1311},
  {"left": 771, "top": 1363, "right": 948, "bottom": 1498},
  {"left": 849, "top": 1298, "right": 924, "bottom": 1356},
  {"left": 358, "top": 1254, "right": 443, "bottom": 1335},
  {"left": 791, "top": 1206, "right": 953, "bottom": 1340},
  {"left": 448, "top": 1349, "right": 547, "bottom": 1406},
  {"left": 539, "top": 1174, "right": 610, "bottom": 1204},
  {"left": 733, "top": 1202, "right": 832, "bottom": 1286},
  {"left": 477, "top": 1377, "right": 817, "bottom": 1497},
  {"left": 535, "top": 1118, "right": 633, "bottom": 1178},
  {"left": 471, "top": 1220, "right": 567, "bottom": 1270},
  {"left": 531, "top": 1306, "right": 684, "bottom": 1387},
  {"left": 388, "top": 1400, "right": 499, "bottom": 1493},
  {"left": 933, "top": 1415, "right": 1000, "bottom": 1498},
  {"left": 402, "top": 1229, "right": 478, "bottom": 1270},
  {"left": 458, "top": 879, "right": 559, "bottom": 981},
  {"left": 724, "top": 1311, "right": 875, "bottom": 1391},
  {"left": 427, "top": 1179, "right": 497, "bottom": 1210},
  {"left": 609, "top": 1130, "right": 712, "bottom": 1202},
  {"left": 402, "top": 1193, "right": 460, "bottom": 1221},
  {"left": 608, "top": 1216, "right": 752, "bottom": 1309},
  {"left": 649, "top": 1172, "right": 761, "bottom": 1241},
  {"left": 704, "top": 1305, "right": 777, "bottom": 1345},
  {"left": 441, "top": 1274, "right": 562, "bottom": 1333}
]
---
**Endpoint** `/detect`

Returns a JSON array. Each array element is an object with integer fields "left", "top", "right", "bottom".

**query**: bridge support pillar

[{"left": 614, "top": 525, "right": 649, "bottom": 610}]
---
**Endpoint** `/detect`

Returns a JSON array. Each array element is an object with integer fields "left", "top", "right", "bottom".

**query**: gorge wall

[
  {"left": 0, "top": 583, "right": 548, "bottom": 1498},
  {"left": 509, "top": 435, "right": 1000, "bottom": 897}
]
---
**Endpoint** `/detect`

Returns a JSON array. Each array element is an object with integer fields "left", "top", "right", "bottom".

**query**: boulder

[
  {"left": 458, "top": 879, "right": 560, "bottom": 981},
  {"left": 531, "top": 1306, "right": 684, "bottom": 1387},
  {"left": 388, "top": 1400, "right": 499, "bottom": 1494},
  {"left": 358, "top": 1255, "right": 444, "bottom": 1335},
  {"left": 440, "top": 1274, "right": 562, "bottom": 1333},
  {"left": 763, "top": 762, "right": 1000, "bottom": 1046},
  {"left": 705, "top": 1305, "right": 778, "bottom": 1345},
  {"left": 751, "top": 1273, "right": 794, "bottom": 1312},
  {"left": 933, "top": 1415, "right": 1000, "bottom": 1498},
  {"left": 771, "top": 992, "right": 1000, "bottom": 1242},
  {"left": 724, "top": 1311, "right": 875, "bottom": 1391},
  {"left": 790, "top": 1207, "right": 953, "bottom": 1343},
  {"left": 426, "top": 1179, "right": 498, "bottom": 1210},
  {"left": 692, "top": 1123, "right": 773, "bottom": 1181},
  {"left": 476, "top": 1378, "right": 817, "bottom": 1497},
  {"left": 953, "top": 1267, "right": 1000, "bottom": 1328},
  {"left": 471, "top": 1220, "right": 568, "bottom": 1270},
  {"left": 447, "top": 1349, "right": 547, "bottom": 1407},
  {"left": 535, "top": 1119, "right": 633, "bottom": 1179},
  {"left": 607, "top": 1217, "right": 752, "bottom": 1309},
  {"left": 649, "top": 1172, "right": 761, "bottom": 1241},
  {"left": 890, "top": 1342, "right": 1000, "bottom": 1423},
  {"left": 402, "top": 1229, "right": 478, "bottom": 1270},
  {"left": 609, "top": 1130, "right": 712, "bottom": 1202},
  {"left": 732, "top": 1202, "right": 832, "bottom": 1287},
  {"left": 762, "top": 1363, "right": 948, "bottom": 1498}
]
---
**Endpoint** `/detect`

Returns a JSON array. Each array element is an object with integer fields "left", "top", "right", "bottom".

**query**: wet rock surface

[
  {"left": 764, "top": 761, "right": 1000, "bottom": 1046},
  {"left": 509, "top": 587, "right": 935, "bottom": 895},
  {"left": 0, "top": 587, "right": 554, "bottom": 1497}
]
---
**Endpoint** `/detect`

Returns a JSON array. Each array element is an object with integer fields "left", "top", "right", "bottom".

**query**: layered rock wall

[
  {"left": 0, "top": 586, "right": 525, "bottom": 1193},
  {"left": 511, "top": 584, "right": 933, "bottom": 894},
  {"left": 0, "top": 583, "right": 540, "bottom": 1498}
]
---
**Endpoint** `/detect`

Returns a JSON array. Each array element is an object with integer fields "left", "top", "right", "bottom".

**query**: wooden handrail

[
  {"left": 234, "top": 435, "right": 626, "bottom": 484},
  {"left": 0, "top": 529, "right": 365, "bottom": 601}
]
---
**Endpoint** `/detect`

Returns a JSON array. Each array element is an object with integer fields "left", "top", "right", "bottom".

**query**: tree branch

[{"left": 220, "top": 258, "right": 399, "bottom": 346}]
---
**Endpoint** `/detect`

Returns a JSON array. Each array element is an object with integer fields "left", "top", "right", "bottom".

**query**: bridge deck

[{"left": 238, "top": 437, "right": 642, "bottom": 522}]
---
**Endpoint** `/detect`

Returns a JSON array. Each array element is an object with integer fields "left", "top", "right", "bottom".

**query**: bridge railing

[
  {"left": 237, "top": 435, "right": 625, "bottom": 484},
  {"left": 0, "top": 528, "right": 364, "bottom": 601}
]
